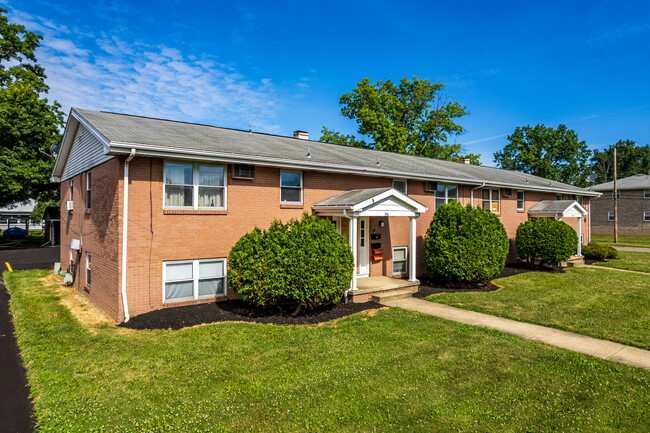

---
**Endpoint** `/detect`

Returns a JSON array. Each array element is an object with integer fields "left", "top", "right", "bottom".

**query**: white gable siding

[{"left": 61, "top": 125, "right": 113, "bottom": 181}]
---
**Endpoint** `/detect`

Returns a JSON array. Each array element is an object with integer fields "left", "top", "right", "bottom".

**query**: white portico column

[
  {"left": 409, "top": 216, "right": 417, "bottom": 282},
  {"left": 349, "top": 215, "right": 358, "bottom": 290},
  {"left": 577, "top": 216, "right": 582, "bottom": 256}
]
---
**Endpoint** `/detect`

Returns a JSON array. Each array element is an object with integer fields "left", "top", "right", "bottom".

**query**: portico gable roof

[
  {"left": 312, "top": 188, "right": 428, "bottom": 217},
  {"left": 528, "top": 200, "right": 587, "bottom": 218}
]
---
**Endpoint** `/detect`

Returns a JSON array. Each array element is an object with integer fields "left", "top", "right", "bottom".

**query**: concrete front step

[
  {"left": 372, "top": 290, "right": 414, "bottom": 303},
  {"left": 566, "top": 258, "right": 586, "bottom": 267}
]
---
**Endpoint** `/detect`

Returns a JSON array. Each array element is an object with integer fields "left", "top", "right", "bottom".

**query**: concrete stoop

[
  {"left": 371, "top": 289, "right": 414, "bottom": 303},
  {"left": 565, "top": 256, "right": 586, "bottom": 267}
]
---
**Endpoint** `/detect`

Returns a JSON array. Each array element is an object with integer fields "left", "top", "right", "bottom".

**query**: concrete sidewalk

[
  {"left": 383, "top": 298, "right": 650, "bottom": 370},
  {"left": 613, "top": 246, "right": 650, "bottom": 252}
]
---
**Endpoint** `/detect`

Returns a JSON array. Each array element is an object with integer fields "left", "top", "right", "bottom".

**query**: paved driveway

[{"left": 0, "top": 246, "right": 58, "bottom": 433}]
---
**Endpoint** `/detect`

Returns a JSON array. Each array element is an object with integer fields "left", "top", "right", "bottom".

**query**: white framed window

[
  {"left": 517, "top": 190, "right": 525, "bottom": 210},
  {"left": 482, "top": 189, "right": 500, "bottom": 213},
  {"left": 392, "top": 247, "right": 407, "bottom": 275},
  {"left": 70, "top": 179, "right": 74, "bottom": 202},
  {"left": 645, "top": 190, "right": 650, "bottom": 199},
  {"left": 331, "top": 216, "right": 342, "bottom": 234},
  {"left": 393, "top": 179, "right": 407, "bottom": 195},
  {"left": 435, "top": 184, "right": 458, "bottom": 210},
  {"left": 163, "top": 258, "right": 226, "bottom": 303},
  {"left": 280, "top": 171, "right": 302, "bottom": 204},
  {"left": 164, "top": 162, "right": 226, "bottom": 209},
  {"left": 612, "top": 191, "right": 621, "bottom": 199},
  {"left": 608, "top": 212, "right": 615, "bottom": 221},
  {"left": 644, "top": 212, "right": 650, "bottom": 222},
  {"left": 86, "top": 172, "right": 92, "bottom": 209},
  {"left": 86, "top": 252, "right": 91, "bottom": 286}
]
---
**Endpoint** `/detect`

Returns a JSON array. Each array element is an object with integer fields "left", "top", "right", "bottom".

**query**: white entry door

[{"left": 357, "top": 217, "right": 370, "bottom": 277}]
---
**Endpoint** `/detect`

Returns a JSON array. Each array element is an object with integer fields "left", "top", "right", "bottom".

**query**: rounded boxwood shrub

[
  {"left": 228, "top": 213, "right": 354, "bottom": 313},
  {"left": 424, "top": 202, "right": 509, "bottom": 282},
  {"left": 582, "top": 242, "right": 619, "bottom": 260},
  {"left": 516, "top": 218, "right": 578, "bottom": 266}
]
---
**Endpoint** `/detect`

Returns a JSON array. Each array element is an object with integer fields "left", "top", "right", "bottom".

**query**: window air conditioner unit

[
  {"left": 65, "top": 201, "right": 74, "bottom": 211},
  {"left": 503, "top": 188, "right": 512, "bottom": 197},
  {"left": 425, "top": 181, "right": 438, "bottom": 192},
  {"left": 233, "top": 164, "right": 255, "bottom": 179}
]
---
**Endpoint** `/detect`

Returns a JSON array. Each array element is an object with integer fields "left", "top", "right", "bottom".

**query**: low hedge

[
  {"left": 423, "top": 202, "right": 509, "bottom": 282},
  {"left": 516, "top": 218, "right": 578, "bottom": 266},
  {"left": 582, "top": 242, "right": 619, "bottom": 260},
  {"left": 228, "top": 213, "right": 354, "bottom": 313}
]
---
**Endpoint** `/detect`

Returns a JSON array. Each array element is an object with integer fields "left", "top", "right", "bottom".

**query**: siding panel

[{"left": 61, "top": 125, "right": 114, "bottom": 181}]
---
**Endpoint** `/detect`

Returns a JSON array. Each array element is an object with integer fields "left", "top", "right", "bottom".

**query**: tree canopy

[
  {"left": 0, "top": 7, "right": 64, "bottom": 208},
  {"left": 493, "top": 124, "right": 591, "bottom": 186},
  {"left": 591, "top": 140, "right": 650, "bottom": 183},
  {"left": 320, "top": 77, "right": 480, "bottom": 164}
]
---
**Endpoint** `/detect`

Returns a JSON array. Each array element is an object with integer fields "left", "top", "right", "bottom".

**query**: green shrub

[
  {"left": 582, "top": 242, "right": 619, "bottom": 260},
  {"left": 516, "top": 218, "right": 578, "bottom": 266},
  {"left": 423, "top": 202, "right": 509, "bottom": 282},
  {"left": 228, "top": 213, "right": 354, "bottom": 312}
]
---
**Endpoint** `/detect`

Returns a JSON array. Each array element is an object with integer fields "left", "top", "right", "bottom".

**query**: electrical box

[
  {"left": 70, "top": 239, "right": 81, "bottom": 250},
  {"left": 65, "top": 201, "right": 74, "bottom": 211}
]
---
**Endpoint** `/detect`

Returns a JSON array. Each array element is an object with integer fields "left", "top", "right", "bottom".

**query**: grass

[
  {"left": 593, "top": 251, "right": 650, "bottom": 274},
  {"left": 0, "top": 231, "right": 45, "bottom": 249},
  {"left": 5, "top": 270, "right": 650, "bottom": 432},
  {"left": 591, "top": 235, "right": 650, "bottom": 248},
  {"left": 431, "top": 268, "right": 650, "bottom": 350}
]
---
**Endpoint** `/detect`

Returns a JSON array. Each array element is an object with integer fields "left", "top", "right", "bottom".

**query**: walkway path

[
  {"left": 582, "top": 264, "right": 650, "bottom": 275},
  {"left": 613, "top": 246, "right": 650, "bottom": 252},
  {"left": 382, "top": 297, "right": 650, "bottom": 370}
]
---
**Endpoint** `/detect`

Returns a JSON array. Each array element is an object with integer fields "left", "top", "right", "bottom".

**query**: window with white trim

[
  {"left": 86, "top": 172, "right": 92, "bottom": 209},
  {"left": 645, "top": 190, "right": 650, "bottom": 199},
  {"left": 163, "top": 259, "right": 226, "bottom": 302},
  {"left": 482, "top": 189, "right": 500, "bottom": 213},
  {"left": 86, "top": 252, "right": 91, "bottom": 286},
  {"left": 435, "top": 184, "right": 457, "bottom": 210},
  {"left": 644, "top": 212, "right": 650, "bottom": 222},
  {"left": 608, "top": 212, "right": 614, "bottom": 221},
  {"left": 70, "top": 179, "right": 74, "bottom": 202},
  {"left": 517, "top": 191, "right": 525, "bottom": 210},
  {"left": 164, "top": 162, "right": 226, "bottom": 209},
  {"left": 392, "top": 247, "right": 407, "bottom": 275},
  {"left": 280, "top": 171, "right": 302, "bottom": 204},
  {"left": 393, "top": 179, "right": 407, "bottom": 195}
]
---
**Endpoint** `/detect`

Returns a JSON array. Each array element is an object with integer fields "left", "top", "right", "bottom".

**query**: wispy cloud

[
  {"left": 462, "top": 134, "right": 507, "bottom": 145},
  {"left": 8, "top": 8, "right": 280, "bottom": 133},
  {"left": 588, "top": 22, "right": 650, "bottom": 45}
]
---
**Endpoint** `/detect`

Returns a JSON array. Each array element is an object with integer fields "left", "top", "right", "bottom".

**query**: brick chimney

[
  {"left": 293, "top": 131, "right": 309, "bottom": 140},
  {"left": 459, "top": 158, "right": 471, "bottom": 164}
]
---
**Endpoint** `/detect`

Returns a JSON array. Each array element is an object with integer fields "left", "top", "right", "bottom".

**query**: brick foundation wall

[{"left": 591, "top": 190, "right": 650, "bottom": 236}]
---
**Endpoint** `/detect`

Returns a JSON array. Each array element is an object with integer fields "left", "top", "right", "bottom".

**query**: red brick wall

[
  {"left": 59, "top": 157, "right": 122, "bottom": 320},
  {"left": 61, "top": 156, "right": 590, "bottom": 322}
]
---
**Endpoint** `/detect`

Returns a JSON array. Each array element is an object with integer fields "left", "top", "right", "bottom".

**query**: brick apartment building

[
  {"left": 589, "top": 173, "right": 650, "bottom": 236},
  {"left": 52, "top": 108, "right": 600, "bottom": 323}
]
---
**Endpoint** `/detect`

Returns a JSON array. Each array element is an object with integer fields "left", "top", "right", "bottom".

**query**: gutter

[{"left": 120, "top": 149, "right": 136, "bottom": 322}]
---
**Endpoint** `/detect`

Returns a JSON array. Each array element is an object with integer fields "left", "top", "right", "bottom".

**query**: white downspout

[
  {"left": 121, "top": 149, "right": 136, "bottom": 322},
  {"left": 470, "top": 183, "right": 486, "bottom": 207}
]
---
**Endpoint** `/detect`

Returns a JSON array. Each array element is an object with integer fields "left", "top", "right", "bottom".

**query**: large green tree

[
  {"left": 0, "top": 7, "right": 64, "bottom": 209},
  {"left": 591, "top": 140, "right": 650, "bottom": 183},
  {"left": 320, "top": 77, "right": 480, "bottom": 164},
  {"left": 493, "top": 124, "right": 591, "bottom": 186}
]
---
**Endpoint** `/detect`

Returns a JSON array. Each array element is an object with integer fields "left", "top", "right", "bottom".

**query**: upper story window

[
  {"left": 435, "top": 184, "right": 457, "bottom": 210},
  {"left": 164, "top": 162, "right": 226, "bottom": 209},
  {"left": 70, "top": 179, "right": 74, "bottom": 202},
  {"left": 393, "top": 179, "right": 407, "bottom": 195},
  {"left": 556, "top": 194, "right": 562, "bottom": 200},
  {"left": 482, "top": 189, "right": 500, "bottom": 213},
  {"left": 517, "top": 191, "right": 525, "bottom": 210},
  {"left": 573, "top": 195, "right": 583, "bottom": 205},
  {"left": 86, "top": 172, "right": 92, "bottom": 209},
  {"left": 280, "top": 171, "right": 302, "bottom": 204},
  {"left": 645, "top": 190, "right": 650, "bottom": 199},
  {"left": 608, "top": 211, "right": 615, "bottom": 221}
]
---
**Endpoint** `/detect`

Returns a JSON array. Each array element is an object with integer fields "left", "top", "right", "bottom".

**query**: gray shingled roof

[
  {"left": 528, "top": 200, "right": 579, "bottom": 213},
  {"left": 314, "top": 188, "right": 394, "bottom": 207},
  {"left": 589, "top": 173, "right": 650, "bottom": 192},
  {"left": 72, "top": 108, "right": 598, "bottom": 196}
]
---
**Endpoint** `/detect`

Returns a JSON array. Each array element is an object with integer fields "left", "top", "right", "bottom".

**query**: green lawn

[
  {"left": 5, "top": 270, "right": 650, "bottom": 432},
  {"left": 431, "top": 268, "right": 650, "bottom": 350},
  {"left": 592, "top": 235, "right": 650, "bottom": 248},
  {"left": 594, "top": 251, "right": 650, "bottom": 274}
]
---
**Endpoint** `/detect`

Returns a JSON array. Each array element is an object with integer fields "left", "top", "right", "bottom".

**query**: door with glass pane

[{"left": 357, "top": 217, "right": 369, "bottom": 277}]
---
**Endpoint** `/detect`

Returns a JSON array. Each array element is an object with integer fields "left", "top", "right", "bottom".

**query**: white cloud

[{"left": 8, "top": 8, "right": 281, "bottom": 133}]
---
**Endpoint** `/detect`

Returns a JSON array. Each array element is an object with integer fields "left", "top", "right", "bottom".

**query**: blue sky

[{"left": 4, "top": 0, "right": 650, "bottom": 165}]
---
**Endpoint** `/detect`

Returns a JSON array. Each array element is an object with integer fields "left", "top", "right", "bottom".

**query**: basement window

[
  {"left": 645, "top": 190, "right": 650, "bottom": 199},
  {"left": 644, "top": 212, "right": 650, "bottom": 222},
  {"left": 608, "top": 212, "right": 615, "bottom": 221},
  {"left": 163, "top": 258, "right": 226, "bottom": 302},
  {"left": 392, "top": 247, "right": 407, "bottom": 275}
]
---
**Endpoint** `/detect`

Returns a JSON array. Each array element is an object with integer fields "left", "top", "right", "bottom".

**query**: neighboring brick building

[
  {"left": 589, "top": 173, "right": 650, "bottom": 236},
  {"left": 52, "top": 109, "right": 600, "bottom": 323}
]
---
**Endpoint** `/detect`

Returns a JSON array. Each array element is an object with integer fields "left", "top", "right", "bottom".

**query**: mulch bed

[{"left": 120, "top": 299, "right": 383, "bottom": 330}]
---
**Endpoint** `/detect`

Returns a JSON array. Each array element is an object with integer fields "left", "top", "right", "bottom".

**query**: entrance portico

[
  {"left": 313, "top": 188, "right": 428, "bottom": 291},
  {"left": 528, "top": 200, "right": 589, "bottom": 255}
]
